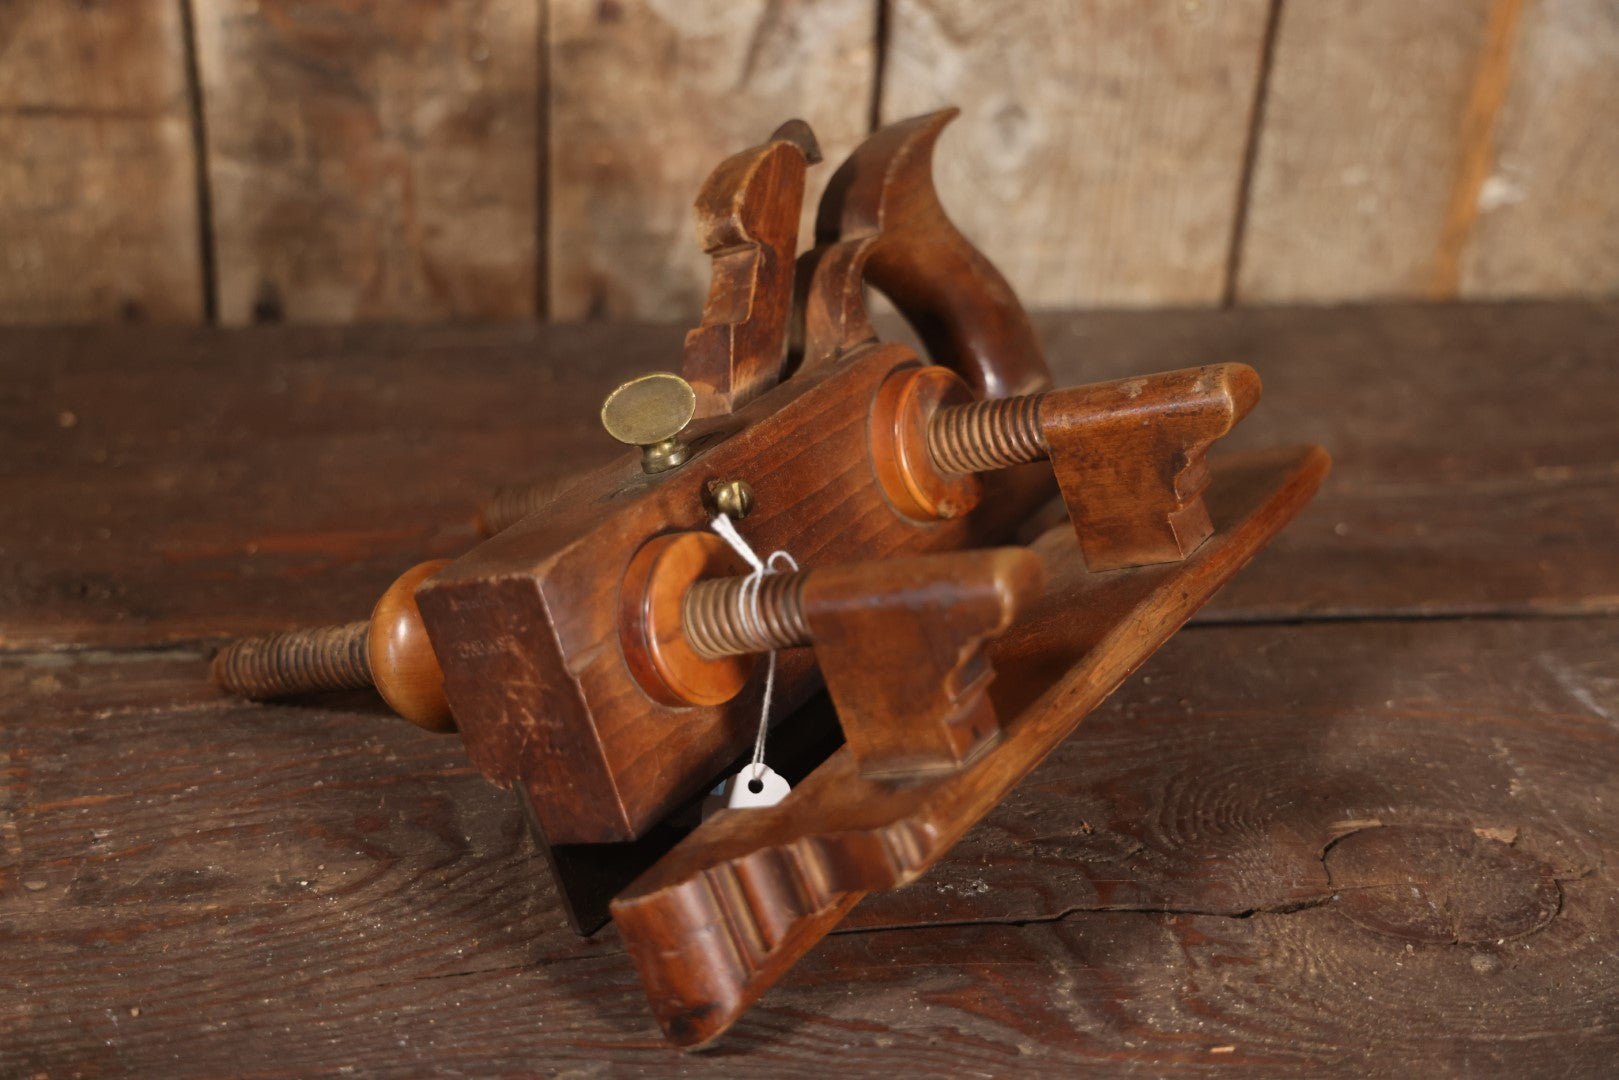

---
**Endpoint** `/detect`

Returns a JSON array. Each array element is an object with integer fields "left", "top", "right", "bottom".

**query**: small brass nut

[
  {"left": 708, "top": 478, "right": 755, "bottom": 520},
  {"left": 601, "top": 372, "right": 697, "bottom": 474}
]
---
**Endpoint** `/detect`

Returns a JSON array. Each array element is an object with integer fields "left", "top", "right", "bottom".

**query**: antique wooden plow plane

[{"left": 211, "top": 108, "right": 1329, "bottom": 1048}]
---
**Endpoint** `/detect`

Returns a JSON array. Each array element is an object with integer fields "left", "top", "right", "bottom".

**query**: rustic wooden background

[
  {"left": 2, "top": 0, "right": 1617, "bottom": 326},
  {"left": 5, "top": 302, "right": 1619, "bottom": 1073}
]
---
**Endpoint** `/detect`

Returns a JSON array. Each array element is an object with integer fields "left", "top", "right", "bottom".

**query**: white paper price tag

[{"left": 725, "top": 764, "right": 790, "bottom": 809}]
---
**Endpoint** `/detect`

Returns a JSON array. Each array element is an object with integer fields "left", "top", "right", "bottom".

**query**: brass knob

[{"left": 601, "top": 372, "right": 697, "bottom": 474}]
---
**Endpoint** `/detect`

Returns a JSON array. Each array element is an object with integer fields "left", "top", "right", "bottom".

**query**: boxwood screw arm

[{"left": 211, "top": 560, "right": 454, "bottom": 732}]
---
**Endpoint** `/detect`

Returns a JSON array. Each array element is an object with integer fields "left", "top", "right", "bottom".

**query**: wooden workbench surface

[{"left": 3, "top": 302, "right": 1616, "bottom": 1076}]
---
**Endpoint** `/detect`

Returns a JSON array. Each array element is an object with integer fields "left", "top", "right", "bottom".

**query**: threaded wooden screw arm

[
  {"left": 682, "top": 570, "right": 811, "bottom": 659},
  {"left": 622, "top": 539, "right": 1045, "bottom": 779},
  {"left": 875, "top": 363, "right": 1262, "bottom": 571},
  {"left": 210, "top": 561, "right": 455, "bottom": 732},
  {"left": 213, "top": 622, "right": 373, "bottom": 699},
  {"left": 926, "top": 392, "right": 1048, "bottom": 474}
]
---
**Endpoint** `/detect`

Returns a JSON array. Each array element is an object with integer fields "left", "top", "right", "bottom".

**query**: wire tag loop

[{"left": 707, "top": 512, "right": 797, "bottom": 810}]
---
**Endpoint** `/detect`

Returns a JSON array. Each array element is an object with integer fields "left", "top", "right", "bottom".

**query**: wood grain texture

[
  {"left": 1236, "top": 1, "right": 1497, "bottom": 302},
  {"left": 1429, "top": 0, "right": 1528, "bottom": 299},
  {"left": 421, "top": 114, "right": 1068, "bottom": 858},
  {"left": 4, "top": 297, "right": 1613, "bottom": 1068},
  {"left": 364, "top": 559, "right": 453, "bottom": 731},
  {"left": 613, "top": 447, "right": 1326, "bottom": 1045},
  {"left": 0, "top": 322, "right": 644, "bottom": 651},
  {"left": 879, "top": 0, "right": 1272, "bottom": 308},
  {"left": 547, "top": 0, "right": 876, "bottom": 320},
  {"left": 1, "top": 302, "right": 1615, "bottom": 652},
  {"left": 4, "top": 616, "right": 1616, "bottom": 1074},
  {"left": 808, "top": 108, "right": 1054, "bottom": 399},
  {"left": 192, "top": 0, "right": 540, "bottom": 324},
  {"left": 683, "top": 131, "right": 814, "bottom": 415},
  {"left": 0, "top": 0, "right": 203, "bottom": 324},
  {"left": 1039, "top": 364, "right": 1261, "bottom": 570},
  {"left": 413, "top": 339, "right": 1050, "bottom": 846},
  {"left": 803, "top": 546, "right": 1043, "bottom": 776},
  {"left": 1460, "top": 0, "right": 1619, "bottom": 298}
]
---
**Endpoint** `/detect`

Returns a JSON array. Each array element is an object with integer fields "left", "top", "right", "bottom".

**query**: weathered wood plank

[
  {"left": 1236, "top": 1, "right": 1500, "bottom": 302},
  {"left": 879, "top": 0, "right": 1273, "bottom": 308},
  {"left": 3, "top": 302, "right": 1613, "bottom": 650},
  {"left": 3, "top": 617, "right": 1616, "bottom": 1073},
  {"left": 191, "top": 0, "right": 540, "bottom": 324},
  {"left": 0, "top": 322, "right": 648, "bottom": 650},
  {"left": 1243, "top": 0, "right": 1619, "bottom": 303},
  {"left": 1460, "top": 0, "right": 1619, "bottom": 298},
  {"left": 547, "top": 0, "right": 876, "bottom": 320},
  {"left": 1052, "top": 302, "right": 1619, "bottom": 620},
  {"left": 856, "top": 615, "right": 1619, "bottom": 929},
  {"left": 0, "top": 0, "right": 203, "bottom": 324}
]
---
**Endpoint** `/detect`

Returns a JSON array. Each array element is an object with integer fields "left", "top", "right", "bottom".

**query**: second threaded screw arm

[
  {"left": 209, "top": 560, "right": 454, "bottom": 732},
  {"left": 683, "top": 570, "right": 811, "bottom": 659},
  {"left": 212, "top": 622, "right": 372, "bottom": 700},
  {"left": 926, "top": 392, "right": 1049, "bottom": 475}
]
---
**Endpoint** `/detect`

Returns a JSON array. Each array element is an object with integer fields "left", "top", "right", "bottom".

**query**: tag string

[{"left": 709, "top": 513, "right": 799, "bottom": 779}]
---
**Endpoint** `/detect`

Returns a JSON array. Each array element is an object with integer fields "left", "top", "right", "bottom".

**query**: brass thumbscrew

[
  {"left": 477, "top": 371, "right": 702, "bottom": 535},
  {"left": 600, "top": 371, "right": 697, "bottom": 474}
]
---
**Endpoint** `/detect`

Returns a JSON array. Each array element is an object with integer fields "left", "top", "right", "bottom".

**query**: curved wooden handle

[{"left": 802, "top": 109, "right": 1051, "bottom": 400}]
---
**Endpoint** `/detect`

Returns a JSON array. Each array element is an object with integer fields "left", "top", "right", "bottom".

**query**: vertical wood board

[
  {"left": 0, "top": 0, "right": 202, "bottom": 324},
  {"left": 1461, "top": 0, "right": 1619, "bottom": 297},
  {"left": 1235, "top": 1, "right": 1499, "bottom": 302},
  {"left": 879, "top": 0, "right": 1273, "bottom": 309},
  {"left": 547, "top": 0, "right": 877, "bottom": 321},
  {"left": 192, "top": 0, "right": 541, "bottom": 324}
]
